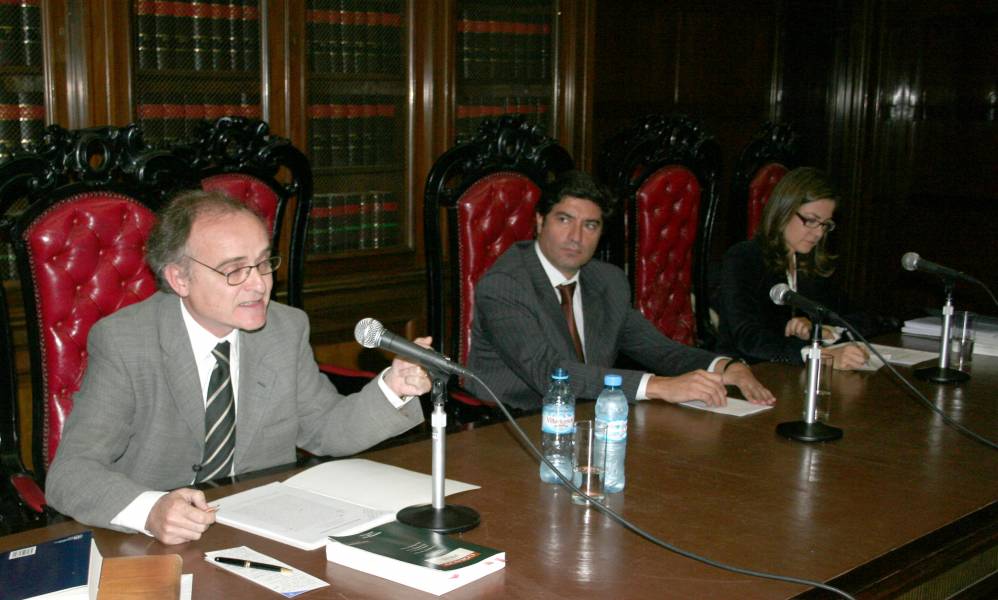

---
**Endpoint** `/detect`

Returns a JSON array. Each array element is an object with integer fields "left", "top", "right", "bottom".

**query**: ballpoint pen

[{"left": 212, "top": 556, "right": 292, "bottom": 574}]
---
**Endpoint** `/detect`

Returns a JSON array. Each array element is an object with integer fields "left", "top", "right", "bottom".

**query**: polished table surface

[{"left": 3, "top": 336, "right": 997, "bottom": 598}]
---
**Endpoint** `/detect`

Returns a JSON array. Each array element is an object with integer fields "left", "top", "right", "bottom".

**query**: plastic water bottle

[
  {"left": 539, "top": 368, "right": 575, "bottom": 484},
  {"left": 596, "top": 373, "right": 628, "bottom": 493}
]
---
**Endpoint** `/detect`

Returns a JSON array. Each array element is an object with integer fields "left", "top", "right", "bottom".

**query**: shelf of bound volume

[
  {"left": 131, "top": 0, "right": 263, "bottom": 148},
  {"left": 455, "top": 0, "right": 554, "bottom": 142},
  {"left": 306, "top": 190, "right": 401, "bottom": 256}
]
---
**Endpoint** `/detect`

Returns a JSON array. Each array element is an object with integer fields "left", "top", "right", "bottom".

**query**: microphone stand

[
  {"left": 777, "top": 320, "right": 843, "bottom": 442},
  {"left": 396, "top": 369, "right": 480, "bottom": 533},
  {"left": 914, "top": 281, "right": 970, "bottom": 384}
]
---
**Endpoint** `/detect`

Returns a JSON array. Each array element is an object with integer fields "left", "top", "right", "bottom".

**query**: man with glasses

[{"left": 48, "top": 190, "right": 430, "bottom": 544}]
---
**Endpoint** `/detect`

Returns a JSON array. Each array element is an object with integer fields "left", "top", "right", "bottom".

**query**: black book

[
  {"left": 329, "top": 101, "right": 348, "bottom": 167},
  {"left": 191, "top": 1, "right": 212, "bottom": 70},
  {"left": 135, "top": 0, "right": 156, "bottom": 69},
  {"left": 225, "top": 0, "right": 243, "bottom": 71},
  {"left": 17, "top": 90, "right": 45, "bottom": 152},
  {"left": 344, "top": 101, "right": 362, "bottom": 166},
  {"left": 20, "top": 0, "right": 42, "bottom": 67},
  {"left": 172, "top": 1, "right": 195, "bottom": 70},
  {"left": 308, "top": 97, "right": 331, "bottom": 167},
  {"left": 209, "top": 1, "right": 229, "bottom": 70},
  {"left": 241, "top": 0, "right": 259, "bottom": 72},
  {"left": 153, "top": 0, "right": 172, "bottom": 69},
  {"left": 0, "top": 4, "right": 20, "bottom": 66}
]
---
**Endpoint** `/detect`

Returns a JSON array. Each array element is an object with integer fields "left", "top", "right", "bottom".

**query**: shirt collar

[
  {"left": 178, "top": 296, "right": 240, "bottom": 361},
  {"left": 534, "top": 241, "right": 580, "bottom": 289}
]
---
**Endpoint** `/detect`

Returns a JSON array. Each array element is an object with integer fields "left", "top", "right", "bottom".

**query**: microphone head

[
  {"left": 769, "top": 283, "right": 791, "bottom": 306},
  {"left": 354, "top": 318, "right": 384, "bottom": 349},
  {"left": 901, "top": 252, "right": 920, "bottom": 271}
]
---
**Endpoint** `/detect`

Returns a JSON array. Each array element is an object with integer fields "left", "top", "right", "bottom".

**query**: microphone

[
  {"left": 769, "top": 283, "right": 836, "bottom": 321},
  {"left": 901, "top": 252, "right": 977, "bottom": 284},
  {"left": 354, "top": 318, "right": 471, "bottom": 377}
]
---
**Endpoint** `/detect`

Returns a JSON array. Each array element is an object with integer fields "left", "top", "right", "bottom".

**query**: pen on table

[{"left": 212, "top": 556, "right": 292, "bottom": 574}]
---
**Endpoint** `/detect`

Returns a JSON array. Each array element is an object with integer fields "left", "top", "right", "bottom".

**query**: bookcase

[
  {"left": 454, "top": 0, "right": 555, "bottom": 143},
  {"left": 131, "top": 0, "right": 262, "bottom": 149},
  {"left": 0, "top": 0, "right": 44, "bottom": 281},
  {"left": 304, "top": 0, "right": 406, "bottom": 256}
]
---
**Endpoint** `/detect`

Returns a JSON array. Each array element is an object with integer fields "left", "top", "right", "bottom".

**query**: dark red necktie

[{"left": 557, "top": 283, "right": 585, "bottom": 362}]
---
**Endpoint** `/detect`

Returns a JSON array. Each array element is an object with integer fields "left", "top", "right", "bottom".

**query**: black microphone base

[
  {"left": 914, "top": 366, "right": 969, "bottom": 384},
  {"left": 777, "top": 420, "right": 843, "bottom": 443},
  {"left": 396, "top": 503, "right": 480, "bottom": 534}
]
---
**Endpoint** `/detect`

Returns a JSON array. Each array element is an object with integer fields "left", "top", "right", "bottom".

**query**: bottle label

[
  {"left": 541, "top": 405, "right": 575, "bottom": 434},
  {"left": 598, "top": 419, "right": 627, "bottom": 442}
]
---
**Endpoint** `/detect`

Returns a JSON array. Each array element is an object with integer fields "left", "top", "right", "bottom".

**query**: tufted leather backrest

[
  {"left": 20, "top": 193, "right": 157, "bottom": 470},
  {"left": 455, "top": 172, "right": 541, "bottom": 364},
  {"left": 201, "top": 173, "right": 280, "bottom": 237},
  {"left": 746, "top": 163, "right": 788, "bottom": 239},
  {"left": 634, "top": 166, "right": 700, "bottom": 346}
]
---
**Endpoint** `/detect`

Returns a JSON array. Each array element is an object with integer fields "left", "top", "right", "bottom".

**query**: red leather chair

[
  {"left": 599, "top": 115, "right": 721, "bottom": 348},
  {"left": 0, "top": 125, "right": 187, "bottom": 527},
  {"left": 424, "top": 115, "right": 573, "bottom": 419},
  {"left": 732, "top": 122, "right": 801, "bottom": 239}
]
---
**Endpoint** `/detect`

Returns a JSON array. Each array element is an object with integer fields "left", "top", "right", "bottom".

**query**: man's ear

[
  {"left": 535, "top": 212, "right": 544, "bottom": 237},
  {"left": 163, "top": 263, "right": 190, "bottom": 297}
]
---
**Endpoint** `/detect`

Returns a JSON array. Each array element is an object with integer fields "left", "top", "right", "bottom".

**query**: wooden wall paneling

[
  {"left": 81, "top": 0, "right": 132, "bottom": 126},
  {"left": 40, "top": 1, "right": 70, "bottom": 127},
  {"left": 555, "top": 0, "right": 594, "bottom": 169}
]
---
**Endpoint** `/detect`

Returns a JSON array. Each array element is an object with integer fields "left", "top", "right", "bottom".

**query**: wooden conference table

[{"left": 3, "top": 337, "right": 997, "bottom": 599}]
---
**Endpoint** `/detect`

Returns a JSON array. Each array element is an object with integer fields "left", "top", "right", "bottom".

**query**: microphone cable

[
  {"left": 463, "top": 371, "right": 857, "bottom": 600},
  {"left": 833, "top": 318, "right": 998, "bottom": 451}
]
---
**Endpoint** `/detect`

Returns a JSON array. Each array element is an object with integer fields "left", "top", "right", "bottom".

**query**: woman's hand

[
  {"left": 825, "top": 343, "right": 869, "bottom": 370},
  {"left": 784, "top": 316, "right": 813, "bottom": 340}
]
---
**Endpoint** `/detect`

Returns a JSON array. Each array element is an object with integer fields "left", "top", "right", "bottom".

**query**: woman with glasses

[{"left": 716, "top": 167, "right": 870, "bottom": 369}]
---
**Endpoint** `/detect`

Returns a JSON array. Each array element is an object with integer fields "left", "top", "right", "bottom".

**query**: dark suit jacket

[
  {"left": 46, "top": 292, "right": 423, "bottom": 530},
  {"left": 716, "top": 239, "right": 842, "bottom": 364},
  {"left": 466, "top": 241, "right": 717, "bottom": 409}
]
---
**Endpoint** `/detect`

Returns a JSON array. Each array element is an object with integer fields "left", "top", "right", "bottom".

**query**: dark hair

[
  {"left": 147, "top": 189, "right": 266, "bottom": 293},
  {"left": 536, "top": 170, "right": 615, "bottom": 220},
  {"left": 756, "top": 167, "right": 839, "bottom": 277}
]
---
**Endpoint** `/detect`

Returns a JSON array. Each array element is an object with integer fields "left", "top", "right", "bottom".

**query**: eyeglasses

[
  {"left": 185, "top": 255, "right": 282, "bottom": 286},
  {"left": 795, "top": 212, "right": 836, "bottom": 232}
]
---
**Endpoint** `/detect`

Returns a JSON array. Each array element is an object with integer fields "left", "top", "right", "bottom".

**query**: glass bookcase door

[
  {"left": 304, "top": 0, "right": 407, "bottom": 258},
  {"left": 131, "top": 0, "right": 264, "bottom": 149},
  {"left": 1, "top": 0, "right": 46, "bottom": 281},
  {"left": 454, "top": 0, "right": 556, "bottom": 143}
]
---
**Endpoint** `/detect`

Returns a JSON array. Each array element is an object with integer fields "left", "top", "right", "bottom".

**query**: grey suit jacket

[
  {"left": 46, "top": 292, "right": 423, "bottom": 530},
  {"left": 466, "top": 241, "right": 717, "bottom": 409}
]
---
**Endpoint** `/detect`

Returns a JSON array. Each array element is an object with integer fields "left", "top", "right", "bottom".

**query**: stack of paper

[{"left": 902, "top": 315, "right": 998, "bottom": 356}]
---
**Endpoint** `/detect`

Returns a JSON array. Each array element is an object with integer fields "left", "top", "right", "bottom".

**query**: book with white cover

[
  {"left": 902, "top": 315, "right": 998, "bottom": 356},
  {"left": 326, "top": 521, "right": 505, "bottom": 596},
  {"left": 213, "top": 459, "right": 480, "bottom": 550}
]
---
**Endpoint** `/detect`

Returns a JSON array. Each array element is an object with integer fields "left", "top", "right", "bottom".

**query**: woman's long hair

[{"left": 755, "top": 167, "right": 839, "bottom": 277}]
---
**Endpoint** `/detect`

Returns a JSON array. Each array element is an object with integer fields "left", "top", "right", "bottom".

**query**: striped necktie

[{"left": 196, "top": 341, "right": 235, "bottom": 482}]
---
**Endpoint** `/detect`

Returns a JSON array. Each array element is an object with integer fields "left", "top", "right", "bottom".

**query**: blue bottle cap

[
  {"left": 552, "top": 368, "right": 569, "bottom": 380},
  {"left": 604, "top": 373, "right": 622, "bottom": 387}
]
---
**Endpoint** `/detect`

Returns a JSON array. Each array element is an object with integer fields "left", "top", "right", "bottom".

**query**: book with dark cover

[
  {"left": 19, "top": 0, "right": 42, "bottom": 67},
  {"left": 0, "top": 530, "right": 93, "bottom": 599},
  {"left": 327, "top": 521, "right": 505, "bottom": 596}
]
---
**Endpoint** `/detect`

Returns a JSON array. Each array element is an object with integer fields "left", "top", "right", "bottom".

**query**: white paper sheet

[
  {"left": 205, "top": 546, "right": 328, "bottom": 598},
  {"left": 680, "top": 397, "right": 774, "bottom": 417}
]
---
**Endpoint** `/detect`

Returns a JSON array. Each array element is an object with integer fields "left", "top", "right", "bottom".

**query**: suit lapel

[
  {"left": 234, "top": 327, "right": 277, "bottom": 464},
  {"left": 158, "top": 294, "right": 207, "bottom": 443}
]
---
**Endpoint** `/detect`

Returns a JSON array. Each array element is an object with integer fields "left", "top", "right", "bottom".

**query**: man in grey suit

[
  {"left": 47, "top": 190, "right": 430, "bottom": 545},
  {"left": 467, "top": 171, "right": 775, "bottom": 410}
]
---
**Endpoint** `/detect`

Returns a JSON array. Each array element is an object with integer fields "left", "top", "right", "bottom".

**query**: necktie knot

[{"left": 557, "top": 282, "right": 576, "bottom": 306}]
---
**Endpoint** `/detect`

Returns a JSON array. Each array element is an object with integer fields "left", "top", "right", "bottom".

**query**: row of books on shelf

[
  {"left": 308, "top": 95, "right": 399, "bottom": 168},
  {"left": 308, "top": 191, "right": 401, "bottom": 253},
  {"left": 134, "top": 0, "right": 260, "bottom": 72},
  {"left": 455, "top": 96, "right": 549, "bottom": 140},
  {"left": 0, "top": 0, "right": 42, "bottom": 68},
  {"left": 306, "top": 0, "right": 404, "bottom": 76},
  {"left": 135, "top": 91, "right": 261, "bottom": 146},
  {"left": 457, "top": 7, "right": 552, "bottom": 81},
  {"left": 0, "top": 91, "right": 45, "bottom": 161}
]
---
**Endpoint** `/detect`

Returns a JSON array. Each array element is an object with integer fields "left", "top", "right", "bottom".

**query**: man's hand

[
  {"left": 646, "top": 370, "right": 728, "bottom": 406},
  {"left": 720, "top": 361, "right": 776, "bottom": 405},
  {"left": 825, "top": 343, "right": 869, "bottom": 370},
  {"left": 146, "top": 488, "right": 216, "bottom": 545},
  {"left": 385, "top": 336, "right": 433, "bottom": 397}
]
